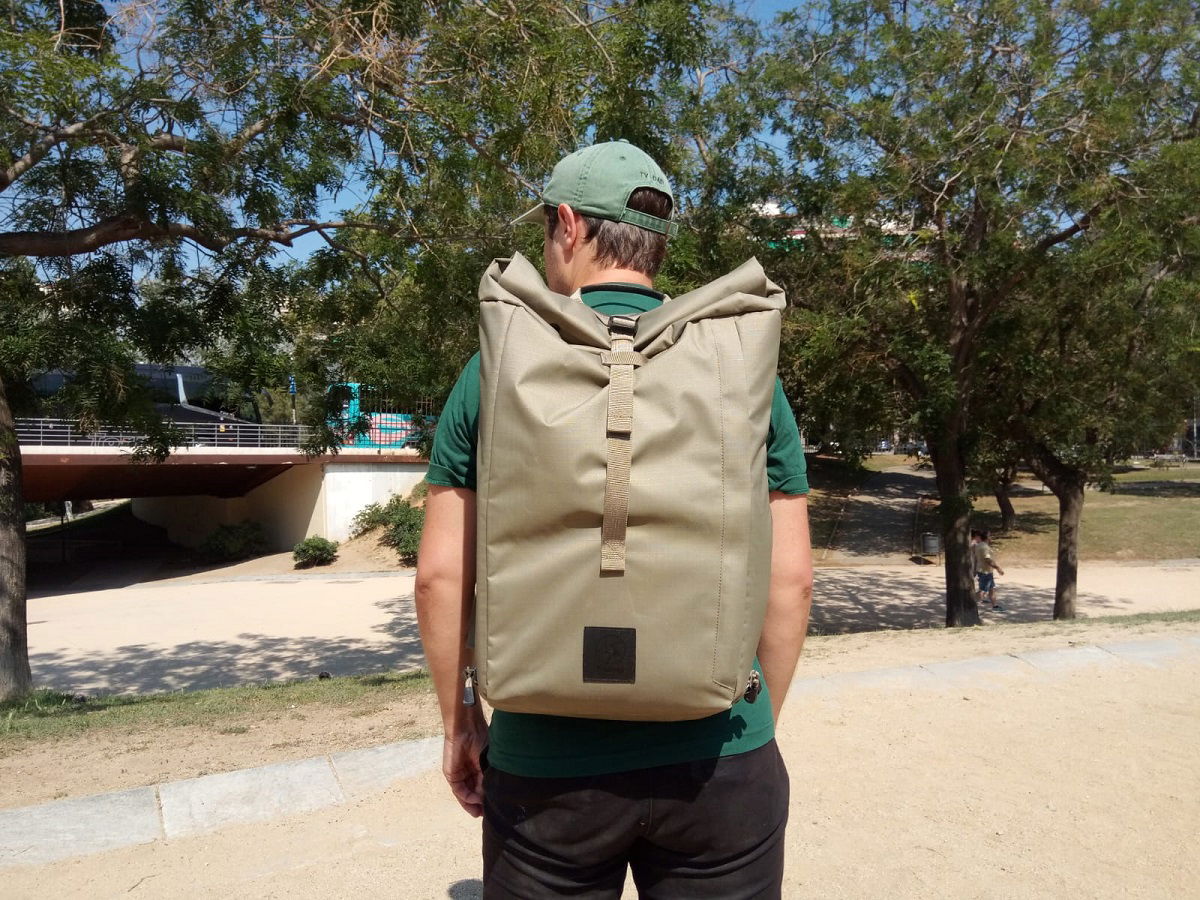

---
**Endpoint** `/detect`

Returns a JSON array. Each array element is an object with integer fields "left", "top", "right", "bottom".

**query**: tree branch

[
  {"left": 0, "top": 215, "right": 396, "bottom": 258},
  {"left": 5, "top": 111, "right": 274, "bottom": 197},
  {"left": 1, "top": 119, "right": 96, "bottom": 193},
  {"left": 960, "top": 202, "right": 1106, "bottom": 357}
]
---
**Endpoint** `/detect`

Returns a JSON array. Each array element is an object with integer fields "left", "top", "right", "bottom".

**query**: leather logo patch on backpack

[{"left": 582, "top": 627, "right": 637, "bottom": 684}]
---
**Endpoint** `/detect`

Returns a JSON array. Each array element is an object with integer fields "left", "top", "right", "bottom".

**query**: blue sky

[{"left": 745, "top": 0, "right": 798, "bottom": 19}]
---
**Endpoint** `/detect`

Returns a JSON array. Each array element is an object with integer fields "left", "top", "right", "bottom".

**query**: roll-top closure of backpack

[
  {"left": 478, "top": 253, "right": 786, "bottom": 355},
  {"left": 633, "top": 257, "right": 786, "bottom": 350},
  {"left": 481, "top": 254, "right": 613, "bottom": 348}
]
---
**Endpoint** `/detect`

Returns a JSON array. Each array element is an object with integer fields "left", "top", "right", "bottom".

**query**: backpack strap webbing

[{"left": 600, "top": 314, "right": 645, "bottom": 573}]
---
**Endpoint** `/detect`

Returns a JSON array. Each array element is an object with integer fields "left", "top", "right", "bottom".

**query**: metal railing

[{"left": 15, "top": 418, "right": 312, "bottom": 450}]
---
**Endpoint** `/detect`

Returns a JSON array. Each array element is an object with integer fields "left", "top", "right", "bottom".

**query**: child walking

[{"left": 972, "top": 529, "right": 1006, "bottom": 611}]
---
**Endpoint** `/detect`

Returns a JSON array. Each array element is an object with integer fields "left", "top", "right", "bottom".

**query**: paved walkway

[
  {"left": 820, "top": 464, "right": 936, "bottom": 564},
  {"left": 4, "top": 634, "right": 1198, "bottom": 897}
]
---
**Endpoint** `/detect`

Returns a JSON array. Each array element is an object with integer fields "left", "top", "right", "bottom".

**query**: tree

[
  {"left": 284, "top": 1, "right": 759, "bottom": 450},
  {"left": 993, "top": 157, "right": 1200, "bottom": 617},
  {"left": 0, "top": 0, "right": 740, "bottom": 698},
  {"left": 967, "top": 438, "right": 1023, "bottom": 533},
  {"left": 1, "top": 0, "right": 373, "bottom": 698},
  {"left": 1, "top": 252, "right": 189, "bottom": 699},
  {"left": 764, "top": 0, "right": 1200, "bottom": 625}
]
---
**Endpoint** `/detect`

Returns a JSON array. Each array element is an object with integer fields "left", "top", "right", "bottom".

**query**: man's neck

[{"left": 567, "top": 266, "right": 653, "bottom": 294}]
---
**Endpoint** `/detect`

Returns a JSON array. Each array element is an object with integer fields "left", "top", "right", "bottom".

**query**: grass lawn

[
  {"left": 1110, "top": 461, "right": 1200, "bottom": 483},
  {"left": 859, "top": 452, "right": 919, "bottom": 472},
  {"left": 941, "top": 486, "right": 1200, "bottom": 562},
  {"left": 0, "top": 670, "right": 433, "bottom": 747},
  {"left": 24, "top": 499, "right": 133, "bottom": 534}
]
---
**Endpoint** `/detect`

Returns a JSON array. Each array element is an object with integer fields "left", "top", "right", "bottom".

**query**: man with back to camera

[{"left": 415, "top": 140, "right": 814, "bottom": 898}]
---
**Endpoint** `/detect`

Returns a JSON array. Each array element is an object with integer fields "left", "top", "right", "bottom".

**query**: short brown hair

[{"left": 544, "top": 187, "right": 673, "bottom": 278}]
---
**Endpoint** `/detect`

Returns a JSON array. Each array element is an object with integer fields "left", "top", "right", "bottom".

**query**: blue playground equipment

[{"left": 332, "top": 382, "right": 431, "bottom": 449}]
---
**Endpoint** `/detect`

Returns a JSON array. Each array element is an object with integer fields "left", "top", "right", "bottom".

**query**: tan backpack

[{"left": 473, "top": 253, "right": 784, "bottom": 721}]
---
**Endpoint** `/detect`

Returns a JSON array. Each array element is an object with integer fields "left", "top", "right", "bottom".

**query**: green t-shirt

[{"left": 427, "top": 282, "right": 810, "bottom": 778}]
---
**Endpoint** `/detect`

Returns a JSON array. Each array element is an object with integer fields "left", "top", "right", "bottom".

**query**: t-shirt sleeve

[
  {"left": 425, "top": 353, "right": 481, "bottom": 491},
  {"left": 766, "top": 378, "right": 809, "bottom": 494}
]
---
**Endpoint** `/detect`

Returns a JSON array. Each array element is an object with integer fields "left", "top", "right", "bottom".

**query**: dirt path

[
  {"left": 27, "top": 554, "right": 1200, "bottom": 697},
  {"left": 6, "top": 611, "right": 1197, "bottom": 812},
  {"left": 820, "top": 463, "right": 935, "bottom": 565},
  {"left": 5, "top": 622, "right": 1197, "bottom": 898}
]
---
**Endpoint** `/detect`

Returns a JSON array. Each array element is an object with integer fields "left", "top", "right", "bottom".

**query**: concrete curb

[
  {"left": 3, "top": 638, "right": 1197, "bottom": 869},
  {"left": 0, "top": 737, "right": 440, "bottom": 867}
]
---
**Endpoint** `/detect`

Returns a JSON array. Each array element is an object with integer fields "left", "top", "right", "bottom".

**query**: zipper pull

[
  {"left": 743, "top": 670, "right": 762, "bottom": 704},
  {"left": 462, "top": 666, "right": 477, "bottom": 706}
]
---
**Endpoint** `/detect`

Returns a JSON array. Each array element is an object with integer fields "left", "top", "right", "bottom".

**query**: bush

[
  {"left": 293, "top": 536, "right": 339, "bottom": 568},
  {"left": 198, "top": 521, "right": 269, "bottom": 562},
  {"left": 381, "top": 500, "right": 425, "bottom": 565},
  {"left": 350, "top": 493, "right": 425, "bottom": 565},
  {"left": 24, "top": 502, "right": 56, "bottom": 522},
  {"left": 350, "top": 500, "right": 390, "bottom": 538}
]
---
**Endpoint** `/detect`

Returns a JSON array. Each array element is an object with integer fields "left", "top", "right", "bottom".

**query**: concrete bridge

[{"left": 18, "top": 418, "right": 428, "bottom": 551}]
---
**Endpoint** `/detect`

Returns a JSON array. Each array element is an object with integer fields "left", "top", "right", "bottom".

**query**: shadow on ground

[
  {"left": 30, "top": 593, "right": 426, "bottom": 695},
  {"left": 811, "top": 567, "right": 1139, "bottom": 634},
  {"left": 825, "top": 467, "right": 936, "bottom": 560}
]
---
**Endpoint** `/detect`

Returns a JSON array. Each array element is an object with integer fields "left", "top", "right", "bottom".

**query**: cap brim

[{"left": 511, "top": 203, "right": 546, "bottom": 227}]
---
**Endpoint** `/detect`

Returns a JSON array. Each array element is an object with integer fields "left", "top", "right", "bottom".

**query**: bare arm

[
  {"left": 757, "top": 492, "right": 814, "bottom": 723},
  {"left": 986, "top": 545, "right": 1004, "bottom": 576},
  {"left": 414, "top": 485, "right": 488, "bottom": 817}
]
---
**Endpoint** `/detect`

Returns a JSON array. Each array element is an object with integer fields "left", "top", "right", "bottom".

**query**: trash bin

[{"left": 921, "top": 532, "right": 941, "bottom": 556}]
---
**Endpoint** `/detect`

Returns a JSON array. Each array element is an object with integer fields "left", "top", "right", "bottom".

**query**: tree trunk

[
  {"left": 1052, "top": 479, "right": 1085, "bottom": 620},
  {"left": 1024, "top": 447, "right": 1086, "bottom": 621},
  {"left": 994, "top": 480, "right": 1016, "bottom": 532},
  {"left": 0, "top": 372, "right": 32, "bottom": 700},
  {"left": 930, "top": 438, "right": 982, "bottom": 627}
]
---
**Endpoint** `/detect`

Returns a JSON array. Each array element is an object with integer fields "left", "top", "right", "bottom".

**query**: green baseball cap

[{"left": 513, "top": 140, "right": 677, "bottom": 237}]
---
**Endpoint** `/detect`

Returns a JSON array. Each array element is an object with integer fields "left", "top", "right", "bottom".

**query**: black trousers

[{"left": 482, "top": 740, "right": 790, "bottom": 899}]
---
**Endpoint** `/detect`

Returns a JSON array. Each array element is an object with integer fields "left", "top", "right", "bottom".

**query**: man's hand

[{"left": 443, "top": 704, "right": 489, "bottom": 817}]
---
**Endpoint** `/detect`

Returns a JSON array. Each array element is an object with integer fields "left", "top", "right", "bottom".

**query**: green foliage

[
  {"left": 349, "top": 500, "right": 390, "bottom": 538},
  {"left": 292, "top": 536, "right": 339, "bottom": 568},
  {"left": 0, "top": 0, "right": 755, "bottom": 696},
  {"left": 22, "top": 502, "right": 55, "bottom": 522},
  {"left": 350, "top": 494, "right": 425, "bottom": 565},
  {"left": 198, "top": 521, "right": 269, "bottom": 562},
  {"left": 382, "top": 503, "right": 425, "bottom": 566},
  {"left": 759, "top": 0, "right": 1200, "bottom": 619},
  {"left": 765, "top": 0, "right": 1200, "bottom": 455}
]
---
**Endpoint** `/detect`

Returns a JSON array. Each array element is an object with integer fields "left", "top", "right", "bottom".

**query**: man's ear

[{"left": 556, "top": 203, "right": 582, "bottom": 249}]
